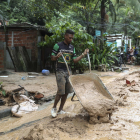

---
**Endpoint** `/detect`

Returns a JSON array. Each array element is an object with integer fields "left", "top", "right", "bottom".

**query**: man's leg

[
  {"left": 58, "top": 72, "right": 73, "bottom": 113},
  {"left": 51, "top": 71, "right": 65, "bottom": 117},
  {"left": 53, "top": 94, "right": 62, "bottom": 108},
  {"left": 58, "top": 93, "right": 68, "bottom": 112}
]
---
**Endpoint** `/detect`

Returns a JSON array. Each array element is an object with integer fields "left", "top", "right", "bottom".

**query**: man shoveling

[{"left": 51, "top": 29, "right": 89, "bottom": 117}]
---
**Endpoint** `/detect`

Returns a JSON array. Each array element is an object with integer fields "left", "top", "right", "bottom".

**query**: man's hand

[
  {"left": 56, "top": 52, "right": 62, "bottom": 58},
  {"left": 73, "top": 48, "right": 89, "bottom": 63},
  {"left": 51, "top": 52, "right": 62, "bottom": 61},
  {"left": 83, "top": 48, "right": 89, "bottom": 56}
]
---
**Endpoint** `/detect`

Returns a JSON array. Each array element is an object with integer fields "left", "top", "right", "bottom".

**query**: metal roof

[{"left": 0, "top": 22, "right": 47, "bottom": 31}]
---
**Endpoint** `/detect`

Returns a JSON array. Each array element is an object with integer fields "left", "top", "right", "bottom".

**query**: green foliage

[
  {"left": 2, "top": 90, "right": 6, "bottom": 96},
  {"left": 74, "top": 58, "right": 89, "bottom": 73},
  {"left": 0, "top": 82, "right": 6, "bottom": 97},
  {"left": 38, "top": 17, "right": 95, "bottom": 71},
  {"left": 90, "top": 41, "right": 118, "bottom": 68},
  {"left": 39, "top": 18, "right": 94, "bottom": 56}
]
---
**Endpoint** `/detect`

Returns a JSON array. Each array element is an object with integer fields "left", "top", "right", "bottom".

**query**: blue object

[
  {"left": 95, "top": 30, "right": 101, "bottom": 36},
  {"left": 21, "top": 76, "right": 26, "bottom": 80},
  {"left": 124, "top": 44, "right": 128, "bottom": 53},
  {"left": 42, "top": 69, "right": 50, "bottom": 76}
]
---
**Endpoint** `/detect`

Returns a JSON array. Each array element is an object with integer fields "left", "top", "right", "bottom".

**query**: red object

[
  {"left": 126, "top": 80, "right": 131, "bottom": 84},
  {"left": 34, "top": 93, "right": 44, "bottom": 100}
]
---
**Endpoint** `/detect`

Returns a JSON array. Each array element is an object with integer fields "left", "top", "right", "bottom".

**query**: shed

[{"left": 0, "top": 22, "right": 51, "bottom": 72}]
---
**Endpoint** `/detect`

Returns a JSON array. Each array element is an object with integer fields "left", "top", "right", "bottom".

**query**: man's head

[{"left": 64, "top": 29, "right": 75, "bottom": 44}]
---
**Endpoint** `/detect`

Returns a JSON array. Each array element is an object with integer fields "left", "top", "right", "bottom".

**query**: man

[
  {"left": 130, "top": 47, "right": 134, "bottom": 63},
  {"left": 51, "top": 29, "right": 89, "bottom": 117},
  {"left": 127, "top": 47, "right": 130, "bottom": 62}
]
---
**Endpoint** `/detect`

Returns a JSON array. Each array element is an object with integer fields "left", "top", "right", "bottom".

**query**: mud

[
  {"left": 0, "top": 72, "right": 57, "bottom": 106},
  {"left": 1, "top": 66, "right": 140, "bottom": 140},
  {"left": 20, "top": 124, "right": 47, "bottom": 140},
  {"left": 70, "top": 73, "right": 115, "bottom": 124}
]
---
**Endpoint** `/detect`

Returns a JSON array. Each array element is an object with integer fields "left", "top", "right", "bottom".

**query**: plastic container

[
  {"left": 42, "top": 69, "right": 50, "bottom": 76},
  {"left": 21, "top": 76, "right": 27, "bottom": 80}
]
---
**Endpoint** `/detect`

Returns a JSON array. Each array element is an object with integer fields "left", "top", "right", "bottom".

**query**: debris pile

[
  {"left": 11, "top": 94, "right": 38, "bottom": 117},
  {"left": 0, "top": 83, "right": 46, "bottom": 117}
]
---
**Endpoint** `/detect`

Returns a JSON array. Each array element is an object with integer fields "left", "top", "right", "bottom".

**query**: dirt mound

[
  {"left": 47, "top": 115, "right": 89, "bottom": 137},
  {"left": 20, "top": 124, "right": 47, "bottom": 140}
]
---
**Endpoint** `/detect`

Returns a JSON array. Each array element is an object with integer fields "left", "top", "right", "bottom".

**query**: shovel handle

[
  {"left": 87, "top": 52, "right": 91, "bottom": 73},
  {"left": 60, "top": 51, "right": 71, "bottom": 76}
]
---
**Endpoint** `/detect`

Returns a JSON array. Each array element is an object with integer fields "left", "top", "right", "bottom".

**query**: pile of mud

[
  {"left": 20, "top": 113, "right": 90, "bottom": 140},
  {"left": 70, "top": 74, "right": 115, "bottom": 124},
  {"left": 20, "top": 124, "right": 47, "bottom": 140}
]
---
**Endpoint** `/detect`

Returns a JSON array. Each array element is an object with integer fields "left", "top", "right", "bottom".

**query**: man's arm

[
  {"left": 73, "top": 49, "right": 89, "bottom": 63},
  {"left": 51, "top": 52, "right": 62, "bottom": 61},
  {"left": 130, "top": 49, "right": 133, "bottom": 53}
]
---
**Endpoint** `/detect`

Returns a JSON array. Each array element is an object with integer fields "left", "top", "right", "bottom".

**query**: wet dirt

[
  {"left": 1, "top": 65, "right": 140, "bottom": 140},
  {"left": 70, "top": 73, "right": 115, "bottom": 124},
  {"left": 0, "top": 71, "right": 57, "bottom": 105}
]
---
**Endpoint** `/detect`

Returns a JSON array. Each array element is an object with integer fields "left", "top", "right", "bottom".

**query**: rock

[
  {"left": 116, "top": 99, "right": 125, "bottom": 106},
  {"left": 123, "top": 94, "right": 128, "bottom": 99},
  {"left": 110, "top": 125, "right": 122, "bottom": 131}
]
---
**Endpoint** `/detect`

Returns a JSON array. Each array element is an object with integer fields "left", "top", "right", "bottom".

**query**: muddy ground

[{"left": 1, "top": 65, "right": 140, "bottom": 140}]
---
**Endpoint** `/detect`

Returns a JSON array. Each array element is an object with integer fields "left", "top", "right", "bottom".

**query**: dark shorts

[
  {"left": 127, "top": 54, "right": 130, "bottom": 59},
  {"left": 130, "top": 55, "right": 133, "bottom": 58},
  {"left": 56, "top": 71, "right": 73, "bottom": 95}
]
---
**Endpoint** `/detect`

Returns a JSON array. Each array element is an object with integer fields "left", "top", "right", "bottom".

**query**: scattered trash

[
  {"left": 11, "top": 95, "right": 38, "bottom": 117},
  {"left": 0, "top": 99, "right": 6, "bottom": 106},
  {"left": 0, "top": 76, "right": 8, "bottom": 77},
  {"left": 12, "top": 87, "right": 24, "bottom": 92},
  {"left": 34, "top": 93, "right": 44, "bottom": 100},
  {"left": 21, "top": 76, "right": 27, "bottom": 80},
  {"left": 126, "top": 80, "right": 136, "bottom": 87},
  {"left": 21, "top": 76, "right": 36, "bottom": 80},
  {"left": 42, "top": 69, "right": 50, "bottom": 76},
  {"left": 126, "top": 80, "right": 131, "bottom": 85},
  {"left": 98, "top": 64, "right": 107, "bottom": 72},
  {"left": 28, "top": 72, "right": 39, "bottom": 76},
  {"left": 28, "top": 76, "right": 36, "bottom": 78}
]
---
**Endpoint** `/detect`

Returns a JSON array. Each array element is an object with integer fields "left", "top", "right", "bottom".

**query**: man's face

[{"left": 64, "top": 34, "right": 74, "bottom": 44}]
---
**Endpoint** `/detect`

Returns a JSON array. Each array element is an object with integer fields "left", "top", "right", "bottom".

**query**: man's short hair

[{"left": 65, "top": 29, "right": 75, "bottom": 35}]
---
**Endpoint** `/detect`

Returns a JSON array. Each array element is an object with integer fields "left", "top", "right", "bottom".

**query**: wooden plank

[
  {"left": 8, "top": 46, "right": 32, "bottom": 72},
  {"left": 19, "top": 46, "right": 31, "bottom": 72},
  {"left": 8, "top": 47, "right": 21, "bottom": 71}
]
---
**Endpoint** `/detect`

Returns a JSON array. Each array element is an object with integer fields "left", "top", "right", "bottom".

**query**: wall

[
  {"left": 0, "top": 28, "right": 38, "bottom": 70},
  {"left": 7, "top": 29, "right": 38, "bottom": 61},
  {"left": 0, "top": 42, "right": 6, "bottom": 71}
]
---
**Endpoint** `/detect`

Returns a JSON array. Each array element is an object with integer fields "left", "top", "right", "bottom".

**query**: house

[
  {"left": 0, "top": 22, "right": 51, "bottom": 72},
  {"left": 106, "top": 34, "right": 131, "bottom": 52},
  {"left": 94, "top": 30, "right": 131, "bottom": 52}
]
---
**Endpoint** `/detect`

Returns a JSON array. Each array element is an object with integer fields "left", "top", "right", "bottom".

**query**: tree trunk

[{"left": 100, "top": 0, "right": 106, "bottom": 49}]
